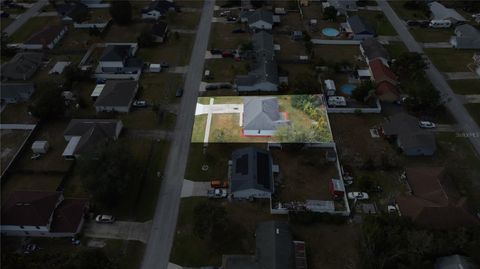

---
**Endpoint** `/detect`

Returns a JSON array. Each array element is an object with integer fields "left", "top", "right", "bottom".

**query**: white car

[
  {"left": 132, "top": 100, "right": 147, "bottom": 107},
  {"left": 419, "top": 121, "right": 436, "bottom": 129},
  {"left": 95, "top": 215, "right": 115, "bottom": 223},
  {"left": 347, "top": 192, "right": 369, "bottom": 200},
  {"left": 207, "top": 188, "right": 228, "bottom": 198}
]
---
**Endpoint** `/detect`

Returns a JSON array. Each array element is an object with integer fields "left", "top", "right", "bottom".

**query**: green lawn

[
  {"left": 0, "top": 103, "right": 36, "bottom": 124},
  {"left": 465, "top": 103, "right": 480, "bottom": 126},
  {"left": 385, "top": 42, "right": 409, "bottom": 59},
  {"left": 8, "top": 16, "right": 61, "bottom": 43},
  {"left": 388, "top": 0, "right": 429, "bottom": 20},
  {"left": 425, "top": 48, "right": 474, "bottom": 72},
  {"left": 209, "top": 23, "right": 249, "bottom": 49},
  {"left": 410, "top": 28, "right": 453, "bottom": 43},
  {"left": 137, "top": 34, "right": 195, "bottom": 66},
  {"left": 204, "top": 59, "right": 249, "bottom": 83},
  {"left": 191, "top": 114, "right": 207, "bottom": 143},
  {"left": 313, "top": 45, "right": 367, "bottom": 67},
  {"left": 353, "top": 10, "right": 397, "bottom": 36},
  {"left": 166, "top": 11, "right": 200, "bottom": 29},
  {"left": 1, "top": 17, "right": 14, "bottom": 32},
  {"left": 448, "top": 80, "right": 480, "bottom": 95}
]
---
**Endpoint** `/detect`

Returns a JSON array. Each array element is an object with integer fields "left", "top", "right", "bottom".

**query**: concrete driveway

[
  {"left": 181, "top": 179, "right": 211, "bottom": 198},
  {"left": 195, "top": 103, "right": 243, "bottom": 115},
  {"left": 84, "top": 221, "right": 152, "bottom": 243}
]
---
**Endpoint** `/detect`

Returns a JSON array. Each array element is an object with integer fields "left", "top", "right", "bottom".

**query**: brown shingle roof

[
  {"left": 50, "top": 198, "right": 88, "bottom": 233},
  {"left": 25, "top": 25, "right": 66, "bottom": 45}
]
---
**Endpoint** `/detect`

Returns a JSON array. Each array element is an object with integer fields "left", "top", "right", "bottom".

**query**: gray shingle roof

[
  {"left": 246, "top": 9, "right": 273, "bottom": 25},
  {"left": 100, "top": 45, "right": 132, "bottom": 62},
  {"left": 231, "top": 147, "right": 273, "bottom": 193},
  {"left": 64, "top": 119, "right": 121, "bottom": 154},
  {"left": 1, "top": 53, "right": 43, "bottom": 81},
  {"left": 253, "top": 31, "right": 274, "bottom": 59},
  {"left": 429, "top": 1, "right": 466, "bottom": 22},
  {"left": 0, "top": 83, "right": 35, "bottom": 102},
  {"left": 347, "top": 15, "right": 376, "bottom": 35},
  {"left": 143, "top": 0, "right": 176, "bottom": 14},
  {"left": 243, "top": 97, "right": 280, "bottom": 131},
  {"left": 151, "top": 21, "right": 168, "bottom": 37},
  {"left": 255, "top": 221, "right": 294, "bottom": 269},
  {"left": 383, "top": 113, "right": 436, "bottom": 153},
  {"left": 453, "top": 24, "right": 480, "bottom": 49},
  {"left": 361, "top": 37, "right": 390, "bottom": 61},
  {"left": 94, "top": 80, "right": 138, "bottom": 107}
]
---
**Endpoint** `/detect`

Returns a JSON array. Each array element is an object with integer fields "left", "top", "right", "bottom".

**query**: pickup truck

[{"left": 207, "top": 188, "right": 227, "bottom": 198}]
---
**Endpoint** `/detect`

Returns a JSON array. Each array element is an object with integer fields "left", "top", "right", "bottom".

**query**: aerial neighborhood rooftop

[{"left": 1, "top": 0, "right": 480, "bottom": 268}]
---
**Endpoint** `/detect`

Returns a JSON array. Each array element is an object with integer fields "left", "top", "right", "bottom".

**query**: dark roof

[
  {"left": 151, "top": 21, "right": 168, "bottom": 36},
  {"left": 94, "top": 80, "right": 138, "bottom": 107},
  {"left": 382, "top": 112, "right": 436, "bottom": 153},
  {"left": 253, "top": 31, "right": 274, "bottom": 59},
  {"left": 236, "top": 58, "right": 279, "bottom": 87},
  {"left": 100, "top": 45, "right": 132, "bottom": 62},
  {"left": 347, "top": 15, "right": 376, "bottom": 35},
  {"left": 143, "top": 0, "right": 176, "bottom": 14},
  {"left": 1, "top": 52, "right": 43, "bottom": 80},
  {"left": 361, "top": 38, "right": 390, "bottom": 61},
  {"left": 243, "top": 97, "right": 281, "bottom": 131},
  {"left": 50, "top": 198, "right": 88, "bottom": 233},
  {"left": 64, "top": 119, "right": 122, "bottom": 154},
  {"left": 245, "top": 9, "right": 273, "bottom": 25},
  {"left": 0, "top": 83, "right": 35, "bottom": 101},
  {"left": 1, "top": 191, "right": 61, "bottom": 227},
  {"left": 231, "top": 147, "right": 273, "bottom": 193},
  {"left": 396, "top": 167, "right": 479, "bottom": 229},
  {"left": 255, "top": 221, "right": 294, "bottom": 269},
  {"left": 369, "top": 59, "right": 397, "bottom": 83},
  {"left": 56, "top": 2, "right": 88, "bottom": 22},
  {"left": 25, "top": 25, "right": 66, "bottom": 45},
  {"left": 435, "top": 255, "right": 476, "bottom": 269}
]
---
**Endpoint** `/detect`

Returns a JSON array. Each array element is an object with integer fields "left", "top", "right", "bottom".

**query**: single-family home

[
  {"left": 345, "top": 15, "right": 376, "bottom": 40},
  {"left": 435, "top": 255, "right": 476, "bottom": 269},
  {"left": 94, "top": 80, "right": 138, "bottom": 113},
  {"left": 0, "top": 191, "right": 88, "bottom": 237},
  {"left": 1, "top": 52, "right": 43, "bottom": 81},
  {"left": 253, "top": 30, "right": 275, "bottom": 59},
  {"left": 62, "top": 119, "right": 123, "bottom": 159},
  {"left": 230, "top": 147, "right": 274, "bottom": 199},
  {"left": 22, "top": 25, "right": 68, "bottom": 50},
  {"left": 474, "top": 53, "right": 480, "bottom": 76},
  {"left": 429, "top": 1, "right": 466, "bottom": 25},
  {"left": 56, "top": 2, "right": 89, "bottom": 22},
  {"left": 151, "top": 21, "right": 169, "bottom": 43},
  {"left": 382, "top": 112, "right": 436, "bottom": 156},
  {"left": 396, "top": 167, "right": 480, "bottom": 229},
  {"left": 450, "top": 24, "right": 480, "bottom": 49},
  {"left": 141, "top": 0, "right": 177, "bottom": 21},
  {"left": 327, "top": 0, "right": 358, "bottom": 15},
  {"left": 0, "top": 83, "right": 35, "bottom": 104},
  {"left": 360, "top": 37, "right": 390, "bottom": 66},
  {"left": 368, "top": 59, "right": 400, "bottom": 102},
  {"left": 223, "top": 221, "right": 307, "bottom": 269},
  {"left": 242, "top": 97, "right": 289, "bottom": 136},
  {"left": 97, "top": 44, "right": 143, "bottom": 75},
  {"left": 240, "top": 9, "right": 274, "bottom": 30}
]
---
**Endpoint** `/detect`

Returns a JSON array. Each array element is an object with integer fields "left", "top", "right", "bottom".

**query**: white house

[{"left": 429, "top": 1, "right": 466, "bottom": 25}]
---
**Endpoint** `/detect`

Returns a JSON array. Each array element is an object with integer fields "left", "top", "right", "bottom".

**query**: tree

[
  {"left": 137, "top": 28, "right": 155, "bottom": 48},
  {"left": 352, "top": 80, "right": 376, "bottom": 103},
  {"left": 29, "top": 82, "right": 65, "bottom": 120},
  {"left": 64, "top": 65, "right": 92, "bottom": 83},
  {"left": 250, "top": 0, "right": 266, "bottom": 8},
  {"left": 109, "top": 0, "right": 132, "bottom": 25},
  {"left": 89, "top": 25, "right": 102, "bottom": 37},
  {"left": 323, "top": 6, "right": 337, "bottom": 21},
  {"left": 77, "top": 141, "right": 137, "bottom": 206},
  {"left": 391, "top": 52, "right": 428, "bottom": 81}
]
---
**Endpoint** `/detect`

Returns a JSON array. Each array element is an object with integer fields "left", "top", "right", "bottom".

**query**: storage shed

[
  {"left": 324, "top": 79, "right": 336, "bottom": 96},
  {"left": 329, "top": 178, "right": 345, "bottom": 199},
  {"left": 31, "top": 141, "right": 49, "bottom": 154}
]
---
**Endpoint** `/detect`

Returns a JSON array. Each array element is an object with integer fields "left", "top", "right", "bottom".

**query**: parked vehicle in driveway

[
  {"left": 429, "top": 20, "right": 451, "bottom": 28},
  {"left": 95, "top": 215, "right": 115, "bottom": 223},
  {"left": 207, "top": 188, "right": 227, "bottom": 198},
  {"left": 232, "top": 28, "right": 246, "bottom": 33},
  {"left": 419, "top": 121, "right": 436, "bottom": 129},
  {"left": 160, "top": 62, "right": 169, "bottom": 68},
  {"left": 210, "top": 49, "right": 222, "bottom": 55},
  {"left": 406, "top": 20, "right": 420, "bottom": 27},
  {"left": 175, "top": 88, "right": 184, "bottom": 97},
  {"left": 226, "top": 16, "right": 237, "bottom": 22},
  {"left": 347, "top": 192, "right": 369, "bottom": 200},
  {"left": 219, "top": 11, "right": 230, "bottom": 16},
  {"left": 132, "top": 100, "right": 147, "bottom": 107},
  {"left": 211, "top": 180, "right": 229, "bottom": 188},
  {"left": 222, "top": 50, "right": 234, "bottom": 57}
]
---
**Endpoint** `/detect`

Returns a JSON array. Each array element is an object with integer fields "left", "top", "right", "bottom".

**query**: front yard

[
  {"left": 203, "top": 58, "right": 249, "bottom": 83},
  {"left": 209, "top": 22, "right": 249, "bottom": 49},
  {"left": 137, "top": 33, "right": 195, "bottom": 66},
  {"left": 410, "top": 27, "right": 453, "bottom": 43},
  {"left": 448, "top": 79, "right": 480, "bottom": 95},
  {"left": 351, "top": 10, "right": 397, "bottom": 36},
  {"left": 424, "top": 48, "right": 475, "bottom": 72}
]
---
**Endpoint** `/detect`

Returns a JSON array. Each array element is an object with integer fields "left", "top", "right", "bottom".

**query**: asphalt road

[
  {"left": 3, "top": 1, "right": 47, "bottom": 36},
  {"left": 140, "top": 1, "right": 216, "bottom": 269},
  {"left": 376, "top": 0, "right": 480, "bottom": 155}
]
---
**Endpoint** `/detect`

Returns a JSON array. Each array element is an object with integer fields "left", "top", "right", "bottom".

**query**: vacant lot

[
  {"left": 166, "top": 11, "right": 200, "bottom": 29},
  {"left": 388, "top": 0, "right": 429, "bottom": 20},
  {"left": 448, "top": 79, "right": 480, "bottom": 95},
  {"left": 410, "top": 27, "right": 453, "bottom": 43},
  {"left": 209, "top": 23, "right": 249, "bottom": 49},
  {"left": 385, "top": 42, "right": 409, "bottom": 59},
  {"left": 9, "top": 16, "right": 61, "bottom": 43},
  {"left": 271, "top": 147, "right": 339, "bottom": 202},
  {"left": 425, "top": 48, "right": 474, "bottom": 72},
  {"left": 137, "top": 33, "right": 194, "bottom": 66}
]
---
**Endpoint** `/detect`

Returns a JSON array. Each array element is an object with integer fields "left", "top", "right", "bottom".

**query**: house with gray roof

[
  {"left": 62, "top": 119, "right": 123, "bottom": 159},
  {"left": 429, "top": 1, "right": 466, "bottom": 24},
  {"left": 327, "top": 0, "right": 358, "bottom": 15},
  {"left": 382, "top": 112, "right": 436, "bottom": 156},
  {"left": 240, "top": 9, "right": 274, "bottom": 30},
  {"left": 450, "top": 24, "right": 480, "bottom": 49},
  {"left": 243, "top": 97, "right": 289, "bottom": 136},
  {"left": 223, "top": 221, "right": 306, "bottom": 269},
  {"left": 360, "top": 37, "right": 390, "bottom": 66},
  {"left": 345, "top": 15, "right": 376, "bottom": 40},
  {"left": 1, "top": 83, "right": 35, "bottom": 104},
  {"left": 230, "top": 147, "right": 274, "bottom": 199},
  {"left": 96, "top": 44, "right": 143, "bottom": 78},
  {"left": 1, "top": 52, "right": 43, "bottom": 81},
  {"left": 94, "top": 80, "right": 138, "bottom": 113}
]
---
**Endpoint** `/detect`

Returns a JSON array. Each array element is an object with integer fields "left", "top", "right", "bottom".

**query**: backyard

[
  {"left": 410, "top": 27, "right": 453, "bottom": 43},
  {"left": 137, "top": 33, "right": 195, "bottom": 66},
  {"left": 313, "top": 44, "right": 367, "bottom": 67},
  {"left": 203, "top": 59, "right": 249, "bottom": 83},
  {"left": 448, "top": 79, "right": 480, "bottom": 95}
]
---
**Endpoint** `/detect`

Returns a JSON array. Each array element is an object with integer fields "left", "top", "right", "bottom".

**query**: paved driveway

[
  {"left": 181, "top": 179, "right": 211, "bottom": 197},
  {"left": 195, "top": 103, "right": 243, "bottom": 115},
  {"left": 84, "top": 221, "right": 152, "bottom": 243}
]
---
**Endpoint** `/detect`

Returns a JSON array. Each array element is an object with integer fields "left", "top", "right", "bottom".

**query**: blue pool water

[
  {"left": 322, "top": 28, "right": 340, "bottom": 37},
  {"left": 340, "top": 84, "right": 356, "bottom": 95}
]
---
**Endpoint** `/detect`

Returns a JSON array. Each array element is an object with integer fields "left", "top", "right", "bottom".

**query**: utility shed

[{"left": 31, "top": 141, "right": 49, "bottom": 154}]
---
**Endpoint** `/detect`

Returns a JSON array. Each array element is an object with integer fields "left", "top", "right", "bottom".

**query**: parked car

[
  {"left": 387, "top": 205, "right": 398, "bottom": 214},
  {"left": 207, "top": 188, "right": 228, "bottom": 198},
  {"left": 226, "top": 16, "right": 237, "bottom": 22},
  {"left": 211, "top": 180, "right": 229, "bottom": 188},
  {"left": 175, "top": 88, "right": 184, "bottom": 97},
  {"left": 205, "top": 84, "right": 219, "bottom": 90},
  {"left": 219, "top": 11, "right": 231, "bottom": 16},
  {"left": 132, "top": 100, "right": 147, "bottom": 107},
  {"left": 419, "top": 121, "right": 436, "bottom": 129},
  {"left": 347, "top": 192, "right": 369, "bottom": 200},
  {"left": 210, "top": 49, "right": 222, "bottom": 55},
  {"left": 406, "top": 20, "right": 420, "bottom": 27},
  {"left": 222, "top": 50, "right": 234, "bottom": 57},
  {"left": 160, "top": 62, "right": 169, "bottom": 68},
  {"left": 232, "top": 28, "right": 246, "bottom": 34},
  {"left": 95, "top": 215, "right": 115, "bottom": 224}
]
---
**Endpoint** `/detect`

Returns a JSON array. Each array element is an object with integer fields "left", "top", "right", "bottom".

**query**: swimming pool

[
  {"left": 340, "top": 84, "right": 357, "bottom": 95},
  {"left": 322, "top": 28, "right": 340, "bottom": 37}
]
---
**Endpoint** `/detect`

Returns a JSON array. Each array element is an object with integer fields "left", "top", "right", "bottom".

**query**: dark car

[
  {"left": 160, "top": 62, "right": 169, "bottom": 68},
  {"left": 210, "top": 49, "right": 222, "bottom": 55},
  {"left": 222, "top": 50, "right": 234, "bottom": 57},
  {"left": 226, "top": 16, "right": 237, "bottom": 22},
  {"left": 406, "top": 20, "right": 420, "bottom": 27},
  {"left": 205, "top": 84, "right": 220, "bottom": 90},
  {"left": 232, "top": 28, "right": 246, "bottom": 34},
  {"left": 419, "top": 20, "right": 430, "bottom": 28},
  {"left": 176, "top": 88, "right": 184, "bottom": 97}
]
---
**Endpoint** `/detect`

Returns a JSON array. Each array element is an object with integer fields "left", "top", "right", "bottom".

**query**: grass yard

[
  {"left": 209, "top": 23, "right": 249, "bottom": 49},
  {"left": 104, "top": 22, "right": 150, "bottom": 43},
  {"left": 387, "top": 0, "right": 429, "bottom": 20},
  {"left": 410, "top": 27, "right": 453, "bottom": 43},
  {"left": 353, "top": 10, "right": 397, "bottom": 36},
  {"left": 275, "top": 35, "right": 306, "bottom": 59},
  {"left": 55, "top": 28, "right": 98, "bottom": 51},
  {"left": 137, "top": 33, "right": 194, "bottom": 66},
  {"left": 1, "top": 17, "right": 14, "bottom": 32},
  {"left": 121, "top": 109, "right": 160, "bottom": 130},
  {"left": 464, "top": 103, "right": 480, "bottom": 126},
  {"left": 0, "top": 129, "right": 31, "bottom": 176},
  {"left": 204, "top": 59, "right": 248, "bottom": 83},
  {"left": 1, "top": 173, "right": 63, "bottom": 203},
  {"left": 425, "top": 48, "right": 475, "bottom": 72},
  {"left": 191, "top": 114, "right": 207, "bottom": 143},
  {"left": 8, "top": 16, "right": 61, "bottom": 43},
  {"left": 385, "top": 42, "right": 409, "bottom": 59},
  {"left": 0, "top": 103, "right": 37, "bottom": 124},
  {"left": 314, "top": 45, "right": 367, "bottom": 67},
  {"left": 448, "top": 80, "right": 480, "bottom": 95},
  {"left": 141, "top": 73, "right": 184, "bottom": 104},
  {"left": 166, "top": 11, "right": 200, "bottom": 29},
  {"left": 275, "top": 12, "right": 305, "bottom": 32}
]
